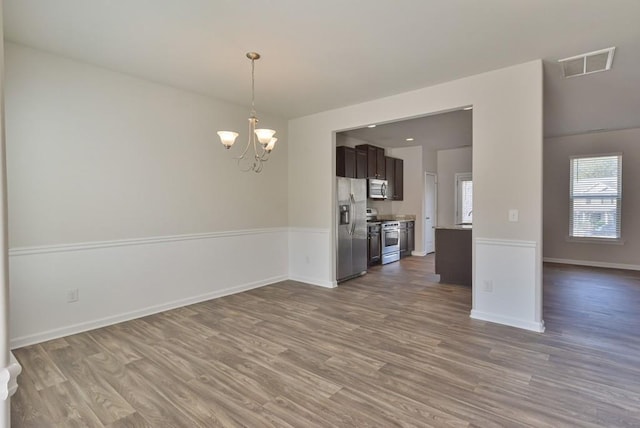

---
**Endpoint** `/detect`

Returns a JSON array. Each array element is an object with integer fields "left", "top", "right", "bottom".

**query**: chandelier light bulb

[
  {"left": 265, "top": 138, "right": 277, "bottom": 152},
  {"left": 255, "top": 129, "right": 276, "bottom": 145},
  {"left": 217, "top": 131, "right": 238, "bottom": 148}
]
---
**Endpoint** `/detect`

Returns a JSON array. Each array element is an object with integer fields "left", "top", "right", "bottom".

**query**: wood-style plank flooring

[{"left": 11, "top": 256, "right": 640, "bottom": 427}]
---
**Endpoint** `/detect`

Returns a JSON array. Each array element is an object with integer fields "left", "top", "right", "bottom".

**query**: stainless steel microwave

[{"left": 368, "top": 179, "right": 388, "bottom": 199}]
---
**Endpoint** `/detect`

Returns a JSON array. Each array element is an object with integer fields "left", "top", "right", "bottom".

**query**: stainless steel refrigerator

[{"left": 336, "top": 177, "right": 367, "bottom": 282}]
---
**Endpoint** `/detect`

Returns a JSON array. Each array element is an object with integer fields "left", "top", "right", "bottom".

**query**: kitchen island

[{"left": 435, "top": 226, "right": 472, "bottom": 286}]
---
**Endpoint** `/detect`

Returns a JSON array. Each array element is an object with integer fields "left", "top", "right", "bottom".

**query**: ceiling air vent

[{"left": 559, "top": 47, "right": 615, "bottom": 78}]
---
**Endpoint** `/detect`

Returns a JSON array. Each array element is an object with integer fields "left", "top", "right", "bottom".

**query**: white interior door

[{"left": 424, "top": 173, "right": 436, "bottom": 254}]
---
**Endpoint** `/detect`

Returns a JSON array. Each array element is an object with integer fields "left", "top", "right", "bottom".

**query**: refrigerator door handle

[{"left": 350, "top": 193, "right": 356, "bottom": 236}]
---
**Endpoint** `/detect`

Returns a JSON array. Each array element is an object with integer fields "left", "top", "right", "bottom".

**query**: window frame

[
  {"left": 454, "top": 172, "right": 472, "bottom": 225},
  {"left": 568, "top": 153, "right": 623, "bottom": 244}
]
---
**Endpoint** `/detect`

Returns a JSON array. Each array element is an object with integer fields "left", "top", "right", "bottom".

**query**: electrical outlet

[
  {"left": 305, "top": 255, "right": 310, "bottom": 264},
  {"left": 508, "top": 209, "right": 519, "bottom": 222},
  {"left": 67, "top": 288, "right": 79, "bottom": 303},
  {"left": 483, "top": 280, "right": 493, "bottom": 292}
]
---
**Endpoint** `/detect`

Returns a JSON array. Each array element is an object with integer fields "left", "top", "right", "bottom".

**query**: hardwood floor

[{"left": 11, "top": 256, "right": 640, "bottom": 427}]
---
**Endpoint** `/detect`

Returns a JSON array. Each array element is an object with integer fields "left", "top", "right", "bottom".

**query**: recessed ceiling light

[
  {"left": 367, "top": 124, "right": 377, "bottom": 128},
  {"left": 463, "top": 106, "right": 473, "bottom": 111},
  {"left": 406, "top": 138, "right": 414, "bottom": 142}
]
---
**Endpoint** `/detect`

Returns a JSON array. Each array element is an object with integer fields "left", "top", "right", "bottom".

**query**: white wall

[
  {"left": 335, "top": 134, "right": 366, "bottom": 148},
  {"left": 423, "top": 147, "right": 437, "bottom": 175},
  {"left": 289, "top": 60, "right": 544, "bottom": 332},
  {"left": 1, "top": 8, "right": 20, "bottom": 427},
  {"left": 436, "top": 147, "right": 472, "bottom": 227},
  {"left": 544, "top": 128, "right": 640, "bottom": 269},
  {"left": 6, "top": 44, "right": 288, "bottom": 247},
  {"left": 388, "top": 146, "right": 424, "bottom": 253},
  {"left": 5, "top": 43, "right": 290, "bottom": 346}
]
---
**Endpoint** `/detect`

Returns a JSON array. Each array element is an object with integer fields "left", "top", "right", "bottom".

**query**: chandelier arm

[
  {"left": 237, "top": 156, "right": 254, "bottom": 172},
  {"left": 233, "top": 140, "right": 252, "bottom": 162},
  {"left": 253, "top": 135, "right": 260, "bottom": 164},
  {"left": 257, "top": 147, "right": 270, "bottom": 162},
  {"left": 233, "top": 118, "right": 254, "bottom": 161},
  {"left": 251, "top": 120, "right": 263, "bottom": 171}
]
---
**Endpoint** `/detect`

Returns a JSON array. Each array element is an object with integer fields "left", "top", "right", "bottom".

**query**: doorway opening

[{"left": 424, "top": 172, "right": 437, "bottom": 254}]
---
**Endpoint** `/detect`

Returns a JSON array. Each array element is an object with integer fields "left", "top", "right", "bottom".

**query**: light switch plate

[{"left": 508, "top": 209, "right": 519, "bottom": 222}]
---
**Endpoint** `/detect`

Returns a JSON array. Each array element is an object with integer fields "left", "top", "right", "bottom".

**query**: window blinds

[{"left": 569, "top": 154, "right": 621, "bottom": 239}]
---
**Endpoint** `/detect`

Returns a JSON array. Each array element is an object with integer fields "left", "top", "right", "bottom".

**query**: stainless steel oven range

[{"left": 381, "top": 221, "right": 400, "bottom": 264}]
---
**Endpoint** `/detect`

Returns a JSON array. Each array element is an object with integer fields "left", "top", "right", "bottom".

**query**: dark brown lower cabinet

[
  {"left": 435, "top": 228, "right": 472, "bottom": 286},
  {"left": 399, "top": 221, "right": 414, "bottom": 258},
  {"left": 368, "top": 224, "right": 381, "bottom": 265}
]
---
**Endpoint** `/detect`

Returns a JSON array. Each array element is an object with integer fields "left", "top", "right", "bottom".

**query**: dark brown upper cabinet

[
  {"left": 394, "top": 158, "right": 404, "bottom": 200},
  {"left": 355, "top": 144, "right": 386, "bottom": 179},
  {"left": 336, "top": 146, "right": 355, "bottom": 177},
  {"left": 385, "top": 156, "right": 395, "bottom": 198},
  {"left": 337, "top": 146, "right": 367, "bottom": 178},
  {"left": 384, "top": 156, "right": 404, "bottom": 200},
  {"left": 356, "top": 149, "right": 367, "bottom": 179}
]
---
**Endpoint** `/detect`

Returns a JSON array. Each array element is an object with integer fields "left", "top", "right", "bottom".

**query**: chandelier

[{"left": 217, "top": 52, "right": 277, "bottom": 173}]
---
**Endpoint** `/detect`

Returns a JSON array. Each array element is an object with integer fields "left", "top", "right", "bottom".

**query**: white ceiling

[
  {"left": 341, "top": 109, "right": 472, "bottom": 151},
  {"left": 4, "top": 0, "right": 640, "bottom": 137}
]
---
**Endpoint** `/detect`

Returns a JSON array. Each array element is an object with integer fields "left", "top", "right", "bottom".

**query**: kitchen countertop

[
  {"left": 375, "top": 214, "right": 416, "bottom": 222},
  {"left": 435, "top": 225, "right": 472, "bottom": 230}
]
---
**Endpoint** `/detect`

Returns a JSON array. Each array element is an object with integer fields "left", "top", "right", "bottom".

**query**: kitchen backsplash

[{"left": 367, "top": 199, "right": 392, "bottom": 215}]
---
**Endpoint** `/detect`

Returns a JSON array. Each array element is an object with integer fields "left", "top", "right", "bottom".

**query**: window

[
  {"left": 455, "top": 173, "right": 472, "bottom": 224},
  {"left": 570, "top": 154, "right": 622, "bottom": 239}
]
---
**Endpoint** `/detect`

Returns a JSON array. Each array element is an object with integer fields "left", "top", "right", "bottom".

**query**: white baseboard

[
  {"left": 288, "top": 275, "right": 337, "bottom": 289},
  {"left": 470, "top": 310, "right": 545, "bottom": 333},
  {"left": 11, "top": 275, "right": 287, "bottom": 349},
  {"left": 543, "top": 257, "right": 640, "bottom": 271},
  {"left": 411, "top": 250, "right": 428, "bottom": 256},
  {"left": 0, "top": 353, "right": 22, "bottom": 400}
]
